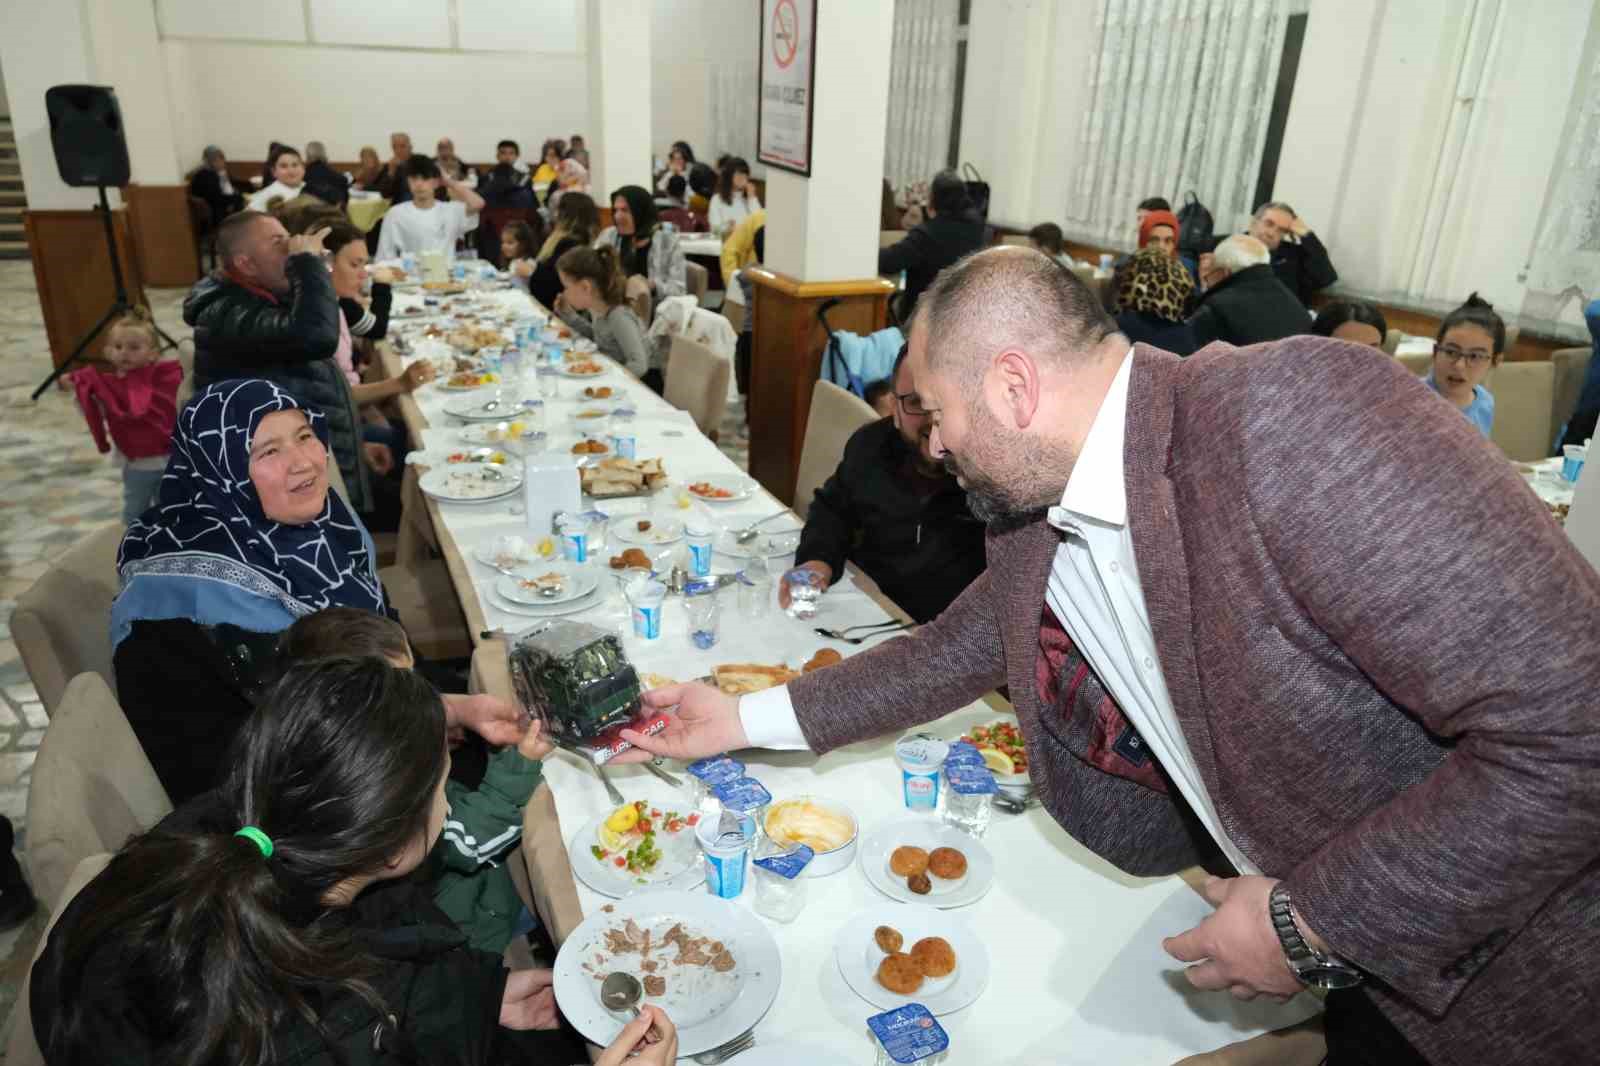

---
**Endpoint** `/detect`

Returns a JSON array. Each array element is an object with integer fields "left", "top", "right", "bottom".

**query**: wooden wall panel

[
  {"left": 25, "top": 209, "right": 149, "bottom": 371},
  {"left": 125, "top": 184, "right": 202, "bottom": 287},
  {"left": 746, "top": 269, "right": 895, "bottom": 505}
]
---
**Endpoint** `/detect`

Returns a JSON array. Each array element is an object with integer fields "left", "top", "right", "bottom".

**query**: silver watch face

[{"left": 1302, "top": 964, "right": 1364, "bottom": 991}]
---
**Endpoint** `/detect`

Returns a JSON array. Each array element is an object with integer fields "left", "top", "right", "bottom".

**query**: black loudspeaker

[{"left": 45, "top": 84, "right": 131, "bottom": 188}]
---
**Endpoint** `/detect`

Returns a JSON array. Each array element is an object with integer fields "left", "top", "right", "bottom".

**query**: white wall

[
  {"left": 0, "top": 0, "right": 107, "bottom": 209},
  {"left": 958, "top": 0, "right": 1097, "bottom": 227},
  {"left": 160, "top": 38, "right": 589, "bottom": 170},
  {"left": 651, "top": 0, "right": 761, "bottom": 171},
  {"left": 587, "top": 0, "right": 653, "bottom": 195}
]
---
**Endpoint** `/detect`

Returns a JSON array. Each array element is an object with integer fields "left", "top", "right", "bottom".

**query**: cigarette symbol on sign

[{"left": 772, "top": 0, "right": 799, "bottom": 69}]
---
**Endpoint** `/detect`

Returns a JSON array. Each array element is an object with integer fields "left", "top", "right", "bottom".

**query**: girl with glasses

[{"left": 1428, "top": 293, "right": 1506, "bottom": 438}]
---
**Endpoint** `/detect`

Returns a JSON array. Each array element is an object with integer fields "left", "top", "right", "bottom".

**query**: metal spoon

[
  {"left": 600, "top": 972, "right": 642, "bottom": 1018},
  {"left": 735, "top": 511, "right": 790, "bottom": 544}
]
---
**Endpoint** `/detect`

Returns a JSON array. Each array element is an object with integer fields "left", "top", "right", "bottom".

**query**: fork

[
  {"left": 692, "top": 1029, "right": 756, "bottom": 1064},
  {"left": 814, "top": 620, "right": 912, "bottom": 644}
]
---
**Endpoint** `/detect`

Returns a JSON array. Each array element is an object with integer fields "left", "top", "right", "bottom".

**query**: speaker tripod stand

[{"left": 32, "top": 184, "right": 181, "bottom": 400}]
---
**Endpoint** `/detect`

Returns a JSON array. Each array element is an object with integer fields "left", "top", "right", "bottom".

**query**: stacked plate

[
  {"left": 443, "top": 391, "right": 517, "bottom": 422},
  {"left": 418, "top": 463, "right": 522, "bottom": 504},
  {"left": 487, "top": 562, "right": 602, "bottom": 619}
]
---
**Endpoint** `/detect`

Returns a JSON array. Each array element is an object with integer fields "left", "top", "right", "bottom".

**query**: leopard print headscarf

[{"left": 1113, "top": 246, "right": 1195, "bottom": 323}]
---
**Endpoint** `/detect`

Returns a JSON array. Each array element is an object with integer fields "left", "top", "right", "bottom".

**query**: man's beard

[{"left": 941, "top": 402, "right": 1067, "bottom": 532}]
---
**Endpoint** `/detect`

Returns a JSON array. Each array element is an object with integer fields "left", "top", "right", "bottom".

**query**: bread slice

[{"left": 712, "top": 663, "right": 800, "bottom": 696}]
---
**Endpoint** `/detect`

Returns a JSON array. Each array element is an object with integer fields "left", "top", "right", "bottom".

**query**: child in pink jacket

[{"left": 71, "top": 312, "right": 183, "bottom": 524}]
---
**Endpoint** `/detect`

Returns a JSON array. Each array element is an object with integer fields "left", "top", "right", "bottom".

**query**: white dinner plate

[
  {"left": 438, "top": 448, "right": 523, "bottom": 474},
  {"left": 554, "top": 891, "right": 782, "bottom": 1058},
  {"left": 442, "top": 392, "right": 517, "bottom": 422},
  {"left": 488, "top": 588, "right": 600, "bottom": 619},
  {"left": 715, "top": 529, "right": 802, "bottom": 559},
  {"left": 459, "top": 422, "right": 544, "bottom": 448},
  {"left": 608, "top": 514, "right": 684, "bottom": 547},
  {"left": 496, "top": 563, "right": 599, "bottom": 606},
  {"left": 834, "top": 903, "right": 990, "bottom": 1015},
  {"left": 472, "top": 537, "right": 547, "bottom": 574},
  {"left": 685, "top": 473, "right": 757, "bottom": 503},
  {"left": 567, "top": 807, "right": 706, "bottom": 899},
  {"left": 418, "top": 464, "right": 522, "bottom": 503},
  {"left": 557, "top": 360, "right": 610, "bottom": 380},
  {"left": 857, "top": 818, "right": 994, "bottom": 908},
  {"left": 437, "top": 373, "right": 502, "bottom": 392}
]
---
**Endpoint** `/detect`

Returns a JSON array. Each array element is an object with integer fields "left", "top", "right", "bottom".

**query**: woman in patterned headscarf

[
  {"left": 1112, "top": 245, "right": 1200, "bottom": 355},
  {"left": 111, "top": 379, "right": 389, "bottom": 802}
]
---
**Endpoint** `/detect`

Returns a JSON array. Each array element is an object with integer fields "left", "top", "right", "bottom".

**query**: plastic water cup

[
  {"left": 1562, "top": 444, "right": 1587, "bottom": 482},
  {"left": 609, "top": 410, "right": 637, "bottom": 459},
  {"left": 739, "top": 555, "right": 772, "bottom": 618},
  {"left": 401, "top": 252, "right": 417, "bottom": 276},
  {"left": 697, "top": 810, "right": 757, "bottom": 899},
  {"left": 894, "top": 733, "right": 951, "bottom": 811},
  {"left": 783, "top": 567, "right": 824, "bottom": 619},
  {"left": 557, "top": 514, "right": 589, "bottom": 563},
  {"left": 537, "top": 368, "right": 558, "bottom": 401},
  {"left": 684, "top": 588, "right": 722, "bottom": 649},
  {"left": 625, "top": 575, "right": 667, "bottom": 640},
  {"left": 685, "top": 525, "right": 715, "bottom": 577}
]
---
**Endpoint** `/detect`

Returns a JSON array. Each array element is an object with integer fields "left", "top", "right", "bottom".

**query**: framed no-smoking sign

[{"left": 758, "top": 0, "right": 817, "bottom": 176}]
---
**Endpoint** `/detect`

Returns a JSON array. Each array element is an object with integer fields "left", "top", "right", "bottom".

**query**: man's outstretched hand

[{"left": 612, "top": 683, "right": 749, "bottom": 764}]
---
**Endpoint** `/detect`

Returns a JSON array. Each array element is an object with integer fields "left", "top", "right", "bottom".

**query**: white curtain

[
  {"left": 708, "top": 60, "right": 759, "bottom": 162},
  {"left": 1521, "top": 23, "right": 1600, "bottom": 324},
  {"left": 883, "top": 0, "right": 960, "bottom": 196},
  {"left": 1065, "top": 0, "right": 1288, "bottom": 248}
]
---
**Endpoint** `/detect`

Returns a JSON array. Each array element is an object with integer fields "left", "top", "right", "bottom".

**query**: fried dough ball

[
  {"left": 876, "top": 952, "right": 924, "bottom": 994},
  {"left": 803, "top": 648, "right": 843, "bottom": 672},
  {"left": 910, "top": 937, "right": 957, "bottom": 978},
  {"left": 927, "top": 846, "right": 967, "bottom": 881},
  {"left": 889, "top": 846, "right": 929, "bottom": 878},
  {"left": 874, "top": 925, "right": 904, "bottom": 954},
  {"left": 907, "top": 872, "right": 932, "bottom": 895}
]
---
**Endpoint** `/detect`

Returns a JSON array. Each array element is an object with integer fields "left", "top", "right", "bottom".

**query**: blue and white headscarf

[{"left": 112, "top": 380, "right": 385, "bottom": 648}]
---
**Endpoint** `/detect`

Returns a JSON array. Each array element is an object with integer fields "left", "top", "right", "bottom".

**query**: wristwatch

[{"left": 1269, "top": 883, "right": 1363, "bottom": 990}]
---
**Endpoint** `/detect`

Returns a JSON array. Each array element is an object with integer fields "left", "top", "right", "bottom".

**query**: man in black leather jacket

[
  {"left": 785, "top": 348, "right": 986, "bottom": 623},
  {"left": 184, "top": 212, "right": 374, "bottom": 512}
]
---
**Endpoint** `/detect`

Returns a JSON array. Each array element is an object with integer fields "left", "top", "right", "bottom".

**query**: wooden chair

[
  {"left": 7, "top": 853, "right": 114, "bottom": 1066},
  {"left": 188, "top": 194, "right": 218, "bottom": 271},
  {"left": 1485, "top": 360, "right": 1556, "bottom": 461},
  {"left": 1382, "top": 329, "right": 1403, "bottom": 356},
  {"left": 12, "top": 524, "right": 125, "bottom": 715},
  {"left": 26, "top": 673, "right": 172, "bottom": 912},
  {"left": 663, "top": 335, "right": 732, "bottom": 440},
  {"left": 793, "top": 380, "right": 879, "bottom": 518},
  {"left": 880, "top": 230, "right": 908, "bottom": 249}
]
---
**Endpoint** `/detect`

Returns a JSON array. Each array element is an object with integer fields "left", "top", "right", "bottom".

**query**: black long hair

[
  {"left": 44, "top": 658, "right": 448, "bottom": 1066},
  {"left": 1436, "top": 292, "right": 1507, "bottom": 354},
  {"left": 611, "top": 185, "right": 659, "bottom": 238},
  {"left": 716, "top": 156, "right": 751, "bottom": 205},
  {"left": 1312, "top": 299, "right": 1389, "bottom": 341}
]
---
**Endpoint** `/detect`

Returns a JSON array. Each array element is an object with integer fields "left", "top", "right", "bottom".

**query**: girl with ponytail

[
  {"left": 554, "top": 244, "right": 660, "bottom": 391},
  {"left": 30, "top": 657, "right": 676, "bottom": 1066}
]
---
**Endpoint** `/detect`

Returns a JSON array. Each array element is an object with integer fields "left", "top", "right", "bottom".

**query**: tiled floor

[
  {"left": 0, "top": 261, "right": 189, "bottom": 1050},
  {"left": 0, "top": 261, "right": 749, "bottom": 1051}
]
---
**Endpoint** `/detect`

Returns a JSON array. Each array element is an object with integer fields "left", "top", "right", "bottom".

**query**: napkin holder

[{"left": 523, "top": 456, "right": 581, "bottom": 543}]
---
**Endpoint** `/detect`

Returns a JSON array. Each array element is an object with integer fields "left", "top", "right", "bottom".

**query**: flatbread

[{"left": 712, "top": 663, "right": 800, "bottom": 696}]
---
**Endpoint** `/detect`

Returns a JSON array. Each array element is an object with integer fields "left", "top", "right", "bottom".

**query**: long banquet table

[{"left": 376, "top": 283, "right": 1323, "bottom": 1064}]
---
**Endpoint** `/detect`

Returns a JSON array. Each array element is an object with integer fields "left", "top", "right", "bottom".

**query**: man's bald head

[{"left": 914, "top": 246, "right": 1119, "bottom": 387}]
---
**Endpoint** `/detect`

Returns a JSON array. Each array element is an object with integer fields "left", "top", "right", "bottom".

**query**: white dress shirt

[{"left": 742, "top": 350, "right": 1255, "bottom": 874}]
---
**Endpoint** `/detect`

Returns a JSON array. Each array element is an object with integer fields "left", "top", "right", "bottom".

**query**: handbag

[{"left": 962, "top": 163, "right": 991, "bottom": 222}]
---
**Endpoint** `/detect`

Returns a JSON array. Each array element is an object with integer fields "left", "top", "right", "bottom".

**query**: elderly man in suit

[{"left": 622, "top": 246, "right": 1599, "bottom": 1064}]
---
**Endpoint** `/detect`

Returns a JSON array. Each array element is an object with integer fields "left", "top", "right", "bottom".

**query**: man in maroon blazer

[{"left": 622, "top": 248, "right": 1599, "bottom": 1065}]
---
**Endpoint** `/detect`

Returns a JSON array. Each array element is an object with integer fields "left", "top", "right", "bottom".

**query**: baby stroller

[{"left": 818, "top": 298, "right": 903, "bottom": 399}]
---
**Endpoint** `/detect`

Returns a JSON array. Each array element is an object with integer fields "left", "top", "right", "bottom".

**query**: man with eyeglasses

[{"left": 780, "top": 346, "right": 985, "bottom": 624}]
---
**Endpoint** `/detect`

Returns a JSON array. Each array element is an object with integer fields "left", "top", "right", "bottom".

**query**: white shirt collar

[{"left": 1052, "top": 347, "right": 1134, "bottom": 528}]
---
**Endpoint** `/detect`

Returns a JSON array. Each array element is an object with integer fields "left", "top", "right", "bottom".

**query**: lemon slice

[
  {"left": 979, "top": 748, "right": 1015, "bottom": 776},
  {"left": 597, "top": 824, "right": 625, "bottom": 852},
  {"left": 604, "top": 804, "right": 639, "bottom": 834},
  {"left": 536, "top": 537, "right": 557, "bottom": 558}
]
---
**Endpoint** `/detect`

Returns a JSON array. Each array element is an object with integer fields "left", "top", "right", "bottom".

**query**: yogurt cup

[
  {"left": 697, "top": 809, "right": 757, "bottom": 899},
  {"left": 894, "top": 733, "right": 951, "bottom": 811}
]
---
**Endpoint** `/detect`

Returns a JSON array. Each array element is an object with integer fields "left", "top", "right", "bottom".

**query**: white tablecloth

[
  {"left": 680, "top": 236, "right": 723, "bottom": 259},
  {"left": 388, "top": 286, "right": 1319, "bottom": 1063}
]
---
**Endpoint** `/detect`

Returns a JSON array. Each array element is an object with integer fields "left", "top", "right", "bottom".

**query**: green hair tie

[{"left": 235, "top": 826, "right": 274, "bottom": 858}]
